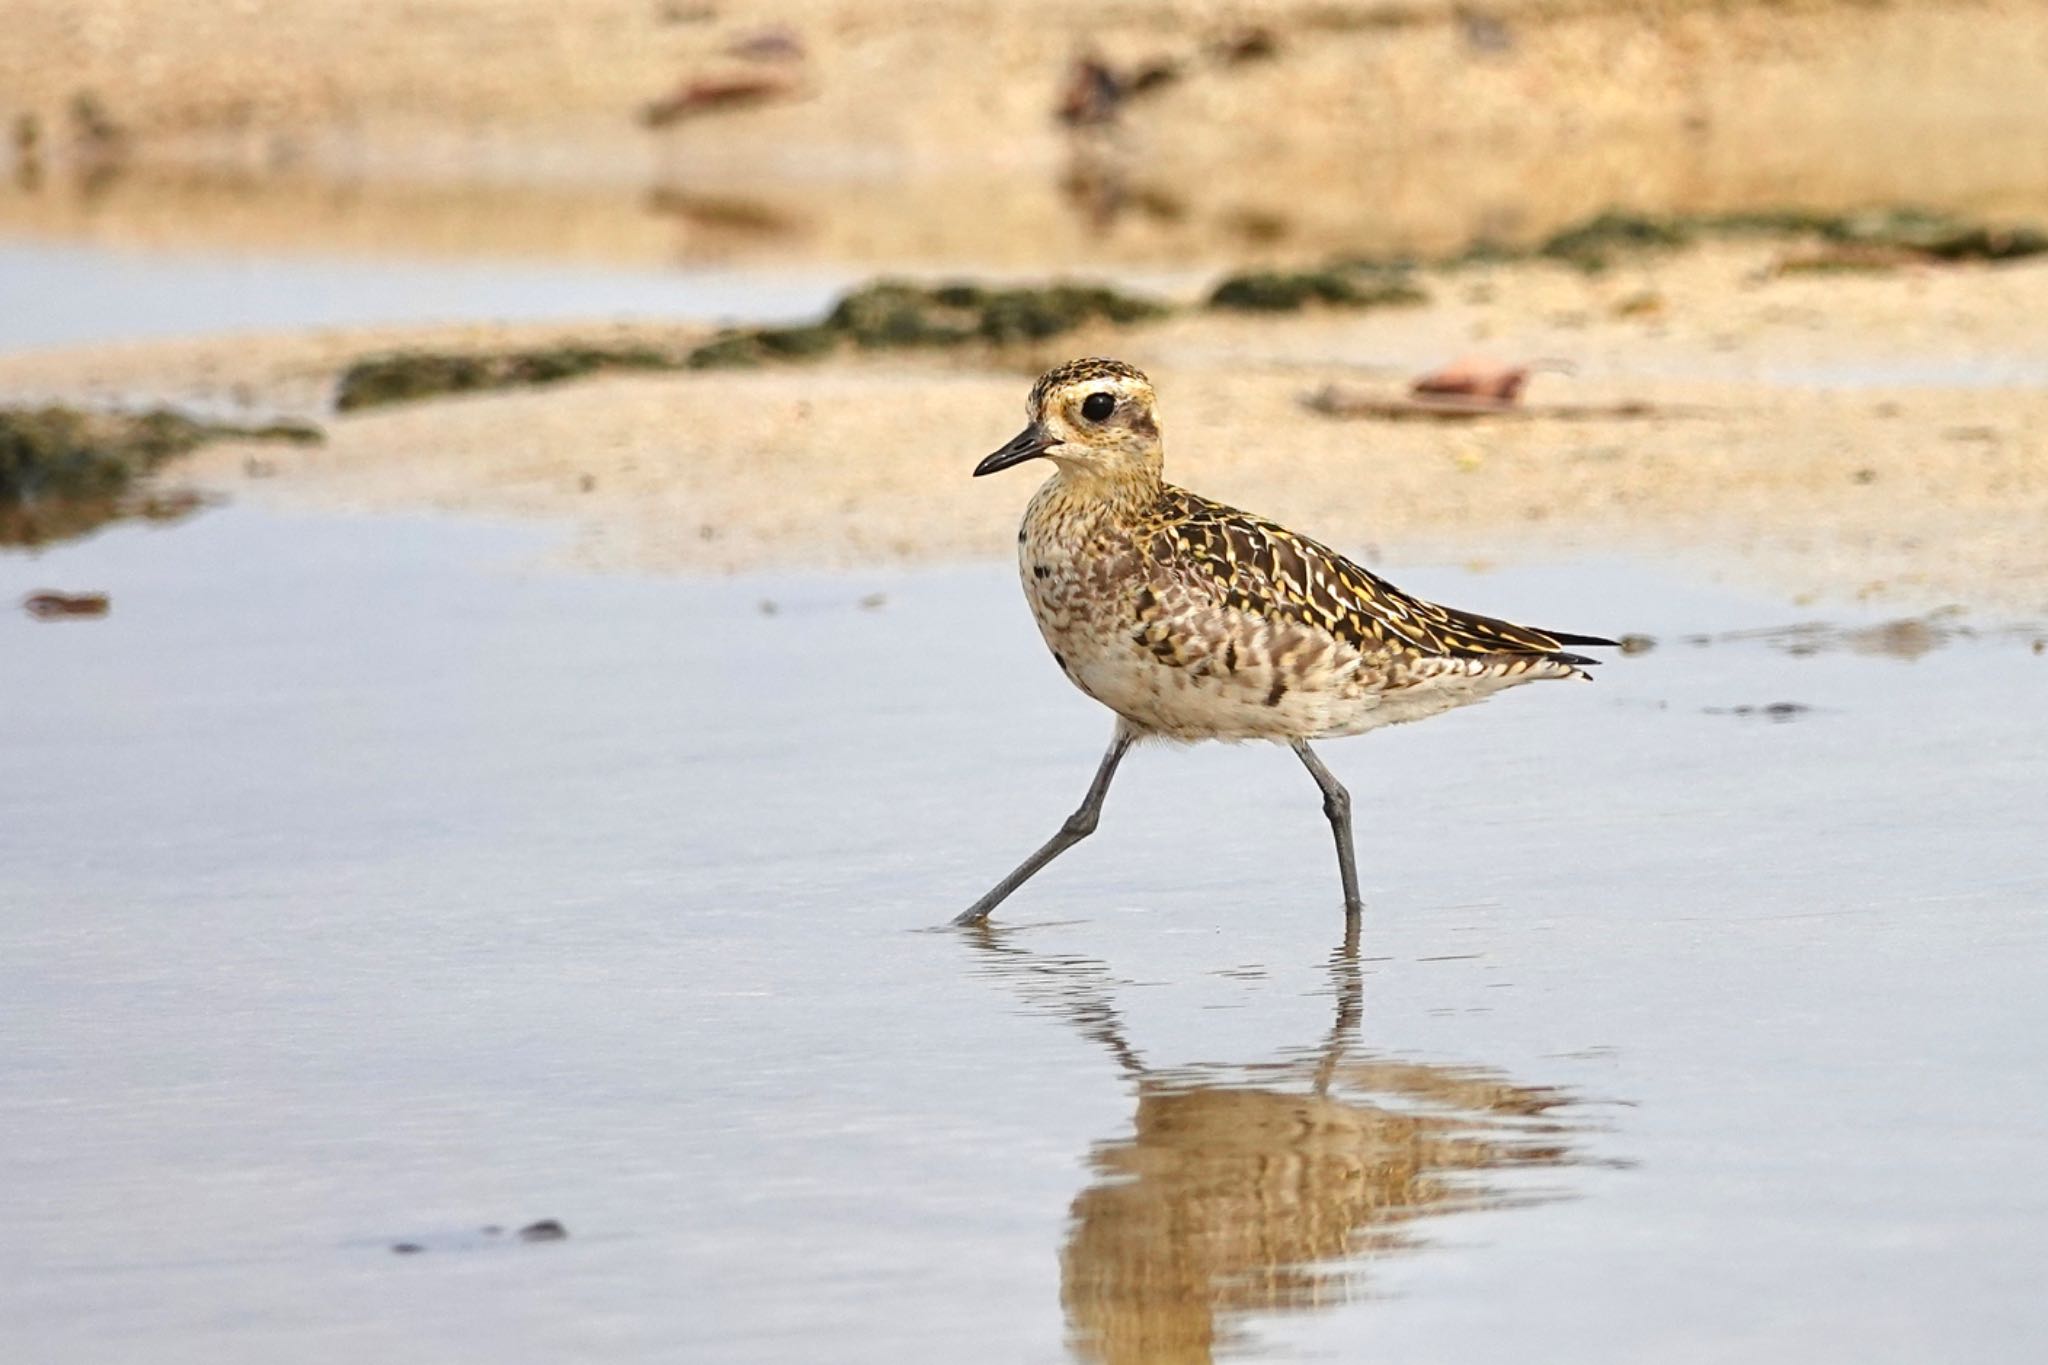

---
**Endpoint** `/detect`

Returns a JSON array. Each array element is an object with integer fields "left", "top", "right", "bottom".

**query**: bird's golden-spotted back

[{"left": 1147, "top": 487, "right": 1603, "bottom": 670}]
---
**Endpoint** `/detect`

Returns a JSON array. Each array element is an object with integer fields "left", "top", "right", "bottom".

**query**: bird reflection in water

[{"left": 964, "top": 922, "right": 1599, "bottom": 1365}]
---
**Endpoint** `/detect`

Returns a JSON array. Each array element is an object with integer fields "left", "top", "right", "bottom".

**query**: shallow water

[
  {"left": 0, "top": 240, "right": 854, "bottom": 353},
  {"left": 3, "top": 507, "right": 2046, "bottom": 1363}
]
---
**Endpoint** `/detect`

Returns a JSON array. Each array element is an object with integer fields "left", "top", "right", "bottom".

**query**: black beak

[{"left": 974, "top": 423, "right": 1057, "bottom": 477}]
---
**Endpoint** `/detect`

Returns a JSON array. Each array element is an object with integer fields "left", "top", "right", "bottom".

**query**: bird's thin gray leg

[
  {"left": 954, "top": 726, "right": 1134, "bottom": 927},
  {"left": 1291, "top": 739, "right": 1365, "bottom": 919}
]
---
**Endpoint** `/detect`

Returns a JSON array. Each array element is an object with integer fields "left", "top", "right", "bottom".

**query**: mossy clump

[
  {"left": 236, "top": 418, "right": 327, "bottom": 445},
  {"left": 334, "top": 344, "right": 679, "bottom": 411},
  {"left": 827, "top": 280, "right": 1168, "bottom": 348},
  {"left": 1817, "top": 208, "right": 2048, "bottom": 262},
  {"left": 1439, "top": 239, "right": 1523, "bottom": 270},
  {"left": 334, "top": 352, "right": 492, "bottom": 407},
  {"left": 1537, "top": 212, "right": 1695, "bottom": 271},
  {"left": 1509, "top": 206, "right": 2048, "bottom": 272},
  {"left": 1, "top": 405, "right": 321, "bottom": 547},
  {"left": 958, "top": 282, "right": 1170, "bottom": 344},
  {"left": 684, "top": 279, "right": 1172, "bottom": 368},
  {"left": 753, "top": 324, "right": 841, "bottom": 359},
  {"left": 1207, "top": 266, "right": 1427, "bottom": 312},
  {"left": 2, "top": 406, "right": 211, "bottom": 504},
  {"left": 678, "top": 334, "right": 763, "bottom": 370},
  {"left": 1691, "top": 209, "right": 1846, "bottom": 237},
  {"left": 1773, "top": 245, "right": 1918, "bottom": 276},
  {"left": 826, "top": 282, "right": 981, "bottom": 348},
  {"left": 335, "top": 281, "right": 1173, "bottom": 389},
  {"left": 683, "top": 323, "right": 857, "bottom": 369}
]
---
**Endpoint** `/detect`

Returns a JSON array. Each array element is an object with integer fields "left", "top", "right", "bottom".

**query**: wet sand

[{"left": 4, "top": 505, "right": 2044, "bottom": 1363}]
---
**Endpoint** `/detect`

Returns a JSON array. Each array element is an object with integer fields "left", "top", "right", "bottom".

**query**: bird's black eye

[{"left": 1081, "top": 392, "right": 1116, "bottom": 422}]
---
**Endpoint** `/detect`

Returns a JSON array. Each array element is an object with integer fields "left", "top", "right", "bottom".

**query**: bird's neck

[{"left": 1041, "top": 463, "right": 1161, "bottom": 518}]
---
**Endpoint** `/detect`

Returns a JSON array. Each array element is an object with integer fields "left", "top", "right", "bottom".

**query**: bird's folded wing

[{"left": 1157, "top": 489, "right": 1607, "bottom": 666}]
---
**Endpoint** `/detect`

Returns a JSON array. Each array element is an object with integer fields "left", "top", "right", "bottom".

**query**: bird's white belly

[
  {"left": 1031, "top": 599, "right": 1374, "bottom": 742},
  {"left": 1076, "top": 644, "right": 1338, "bottom": 739},
  {"left": 1075, "top": 642, "right": 1531, "bottom": 742}
]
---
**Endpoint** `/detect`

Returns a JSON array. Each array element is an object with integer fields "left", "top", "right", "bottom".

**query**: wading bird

[{"left": 956, "top": 358, "right": 1613, "bottom": 926}]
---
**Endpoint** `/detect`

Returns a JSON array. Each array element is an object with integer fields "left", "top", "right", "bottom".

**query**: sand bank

[{"left": 4, "top": 243, "right": 2031, "bottom": 611}]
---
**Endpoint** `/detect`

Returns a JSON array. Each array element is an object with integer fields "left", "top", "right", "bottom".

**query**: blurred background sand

[{"left": 6, "top": 0, "right": 2047, "bottom": 264}]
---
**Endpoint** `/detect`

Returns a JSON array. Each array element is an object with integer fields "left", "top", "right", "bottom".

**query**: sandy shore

[{"left": 7, "top": 242, "right": 2037, "bottom": 614}]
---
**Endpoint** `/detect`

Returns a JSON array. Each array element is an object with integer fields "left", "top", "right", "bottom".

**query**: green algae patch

[
  {"left": 1536, "top": 212, "right": 1697, "bottom": 271},
  {"left": 1817, "top": 208, "right": 2048, "bottom": 262},
  {"left": 2, "top": 406, "right": 210, "bottom": 506},
  {"left": 1523, "top": 207, "right": 2048, "bottom": 272},
  {"left": 1207, "top": 266, "right": 1428, "bottom": 312},
  {"left": 1530, "top": 209, "right": 1881, "bottom": 271},
  {"left": 1773, "top": 244, "right": 1921, "bottom": 276},
  {"left": 685, "top": 279, "right": 1174, "bottom": 369},
  {"left": 948, "top": 282, "right": 1170, "bottom": 344},
  {"left": 334, "top": 344, "right": 680, "bottom": 411},
  {"left": 1, "top": 405, "right": 321, "bottom": 548},
  {"left": 751, "top": 324, "right": 841, "bottom": 359},
  {"left": 327, "top": 283, "right": 1171, "bottom": 390}
]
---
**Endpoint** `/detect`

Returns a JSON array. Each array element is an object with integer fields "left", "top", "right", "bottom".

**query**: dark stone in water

[
  {"left": 387, "top": 1220, "right": 560, "bottom": 1252},
  {"left": 1706, "top": 702, "right": 1813, "bottom": 721}
]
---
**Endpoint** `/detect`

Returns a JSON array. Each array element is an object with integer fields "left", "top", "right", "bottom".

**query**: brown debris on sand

[
  {"left": 22, "top": 591, "right": 110, "bottom": 619},
  {"left": 723, "top": 25, "right": 805, "bottom": 63},
  {"left": 1056, "top": 54, "right": 1180, "bottom": 127},
  {"left": 1304, "top": 385, "right": 1673, "bottom": 423},
  {"left": 638, "top": 71, "right": 800, "bottom": 128},
  {"left": 1411, "top": 358, "right": 1541, "bottom": 405}
]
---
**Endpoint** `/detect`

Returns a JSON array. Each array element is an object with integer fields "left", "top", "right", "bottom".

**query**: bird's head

[{"left": 974, "top": 357, "right": 1163, "bottom": 484}]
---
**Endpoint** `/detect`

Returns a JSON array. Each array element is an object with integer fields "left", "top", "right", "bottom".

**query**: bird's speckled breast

[
  {"left": 1016, "top": 475, "right": 1386, "bottom": 741},
  {"left": 1017, "top": 478, "right": 1143, "bottom": 701}
]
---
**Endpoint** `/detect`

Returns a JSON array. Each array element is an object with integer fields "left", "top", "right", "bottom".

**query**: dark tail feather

[
  {"left": 1552, "top": 651, "right": 1602, "bottom": 668},
  {"left": 1545, "top": 629, "right": 1619, "bottom": 648}
]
